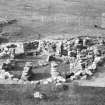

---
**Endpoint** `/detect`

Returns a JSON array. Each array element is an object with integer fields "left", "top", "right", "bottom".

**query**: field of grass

[
  {"left": 0, "top": 84, "right": 105, "bottom": 105},
  {"left": 0, "top": 0, "right": 105, "bottom": 41}
]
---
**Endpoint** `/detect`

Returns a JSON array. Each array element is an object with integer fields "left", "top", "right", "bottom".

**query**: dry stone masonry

[{"left": 0, "top": 36, "right": 105, "bottom": 83}]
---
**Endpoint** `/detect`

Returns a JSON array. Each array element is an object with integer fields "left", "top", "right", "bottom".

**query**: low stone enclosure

[{"left": 0, "top": 36, "right": 105, "bottom": 84}]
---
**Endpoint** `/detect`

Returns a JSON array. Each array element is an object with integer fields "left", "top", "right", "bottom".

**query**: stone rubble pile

[
  {"left": 65, "top": 37, "right": 105, "bottom": 80},
  {"left": 37, "top": 60, "right": 48, "bottom": 67},
  {"left": 21, "top": 62, "right": 33, "bottom": 81},
  {"left": 50, "top": 61, "right": 66, "bottom": 83},
  {"left": 33, "top": 91, "right": 44, "bottom": 99},
  {"left": 0, "top": 60, "right": 14, "bottom": 80},
  {"left": 33, "top": 91, "right": 47, "bottom": 99},
  {"left": 2, "top": 59, "right": 16, "bottom": 71},
  {"left": 0, "top": 36, "right": 104, "bottom": 59},
  {"left": 0, "top": 42, "right": 24, "bottom": 58},
  {"left": 0, "top": 36, "right": 105, "bottom": 83},
  {"left": 0, "top": 69, "right": 13, "bottom": 80}
]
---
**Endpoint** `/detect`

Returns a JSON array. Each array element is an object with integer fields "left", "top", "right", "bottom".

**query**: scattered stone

[
  {"left": 54, "top": 76, "right": 66, "bottom": 83},
  {"left": 55, "top": 82, "right": 62, "bottom": 86},
  {"left": 0, "top": 36, "right": 105, "bottom": 84},
  {"left": 41, "top": 78, "right": 53, "bottom": 85},
  {"left": 33, "top": 91, "right": 44, "bottom": 99},
  {"left": 12, "top": 78, "right": 19, "bottom": 81},
  {"left": 50, "top": 61, "right": 60, "bottom": 78},
  {"left": 21, "top": 62, "right": 33, "bottom": 81},
  {"left": 31, "top": 80, "right": 40, "bottom": 85},
  {"left": 85, "top": 69, "right": 93, "bottom": 76},
  {"left": 38, "top": 60, "right": 48, "bottom": 67},
  {"left": 80, "top": 75, "right": 87, "bottom": 80}
]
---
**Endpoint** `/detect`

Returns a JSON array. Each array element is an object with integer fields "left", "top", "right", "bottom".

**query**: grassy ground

[
  {"left": 0, "top": 84, "right": 105, "bottom": 105},
  {"left": 0, "top": 0, "right": 105, "bottom": 41}
]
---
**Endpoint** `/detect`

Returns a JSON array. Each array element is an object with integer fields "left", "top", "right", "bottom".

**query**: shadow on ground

[{"left": 29, "top": 73, "right": 51, "bottom": 81}]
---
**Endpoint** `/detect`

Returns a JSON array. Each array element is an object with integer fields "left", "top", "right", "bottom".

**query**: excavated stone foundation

[{"left": 0, "top": 36, "right": 105, "bottom": 84}]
